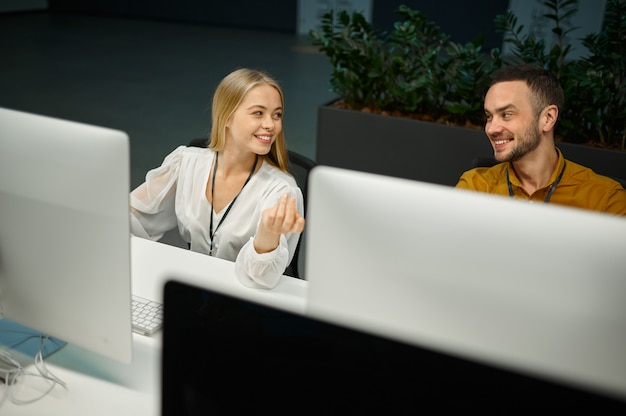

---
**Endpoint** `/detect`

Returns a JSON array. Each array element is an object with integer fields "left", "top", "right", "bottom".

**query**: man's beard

[{"left": 496, "top": 124, "right": 541, "bottom": 163}]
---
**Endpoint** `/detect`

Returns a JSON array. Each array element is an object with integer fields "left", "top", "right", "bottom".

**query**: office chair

[
  {"left": 187, "top": 138, "right": 315, "bottom": 279},
  {"left": 283, "top": 150, "right": 316, "bottom": 280},
  {"left": 472, "top": 156, "right": 498, "bottom": 168}
]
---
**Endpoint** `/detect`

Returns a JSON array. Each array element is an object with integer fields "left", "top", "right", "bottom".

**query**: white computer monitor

[
  {"left": 305, "top": 165, "right": 626, "bottom": 402},
  {"left": 0, "top": 107, "right": 133, "bottom": 363}
]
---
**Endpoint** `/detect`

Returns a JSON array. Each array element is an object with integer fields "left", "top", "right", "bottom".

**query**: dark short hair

[{"left": 489, "top": 64, "right": 564, "bottom": 116}]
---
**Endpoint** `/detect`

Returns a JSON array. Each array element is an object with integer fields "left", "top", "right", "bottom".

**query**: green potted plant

[{"left": 310, "top": 0, "right": 626, "bottom": 186}]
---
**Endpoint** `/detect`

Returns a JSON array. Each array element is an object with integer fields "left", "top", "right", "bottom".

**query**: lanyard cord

[
  {"left": 209, "top": 152, "right": 258, "bottom": 254},
  {"left": 506, "top": 161, "right": 566, "bottom": 203}
]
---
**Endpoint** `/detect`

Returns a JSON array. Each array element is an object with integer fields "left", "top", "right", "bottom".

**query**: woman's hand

[{"left": 253, "top": 194, "right": 305, "bottom": 254}]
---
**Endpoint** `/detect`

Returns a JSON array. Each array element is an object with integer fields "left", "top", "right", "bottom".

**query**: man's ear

[{"left": 542, "top": 104, "right": 559, "bottom": 133}]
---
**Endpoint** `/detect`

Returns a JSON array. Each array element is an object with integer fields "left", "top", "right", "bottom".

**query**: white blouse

[{"left": 130, "top": 145, "right": 304, "bottom": 289}]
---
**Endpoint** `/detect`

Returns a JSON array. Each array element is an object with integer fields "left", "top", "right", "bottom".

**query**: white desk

[{"left": 5, "top": 236, "right": 307, "bottom": 415}]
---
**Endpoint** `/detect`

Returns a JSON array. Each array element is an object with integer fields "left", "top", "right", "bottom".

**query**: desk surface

[{"left": 5, "top": 236, "right": 307, "bottom": 416}]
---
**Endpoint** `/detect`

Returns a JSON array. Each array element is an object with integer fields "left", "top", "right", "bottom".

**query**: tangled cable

[{"left": 0, "top": 335, "right": 67, "bottom": 407}]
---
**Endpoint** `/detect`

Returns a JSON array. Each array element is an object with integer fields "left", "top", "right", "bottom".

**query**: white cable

[
  {"left": 0, "top": 349, "right": 23, "bottom": 407},
  {"left": 0, "top": 333, "right": 67, "bottom": 407}
]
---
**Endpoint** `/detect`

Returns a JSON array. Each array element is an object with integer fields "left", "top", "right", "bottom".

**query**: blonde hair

[{"left": 208, "top": 68, "right": 289, "bottom": 172}]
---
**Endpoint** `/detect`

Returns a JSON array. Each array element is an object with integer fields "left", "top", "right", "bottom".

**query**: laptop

[{"left": 161, "top": 279, "right": 624, "bottom": 414}]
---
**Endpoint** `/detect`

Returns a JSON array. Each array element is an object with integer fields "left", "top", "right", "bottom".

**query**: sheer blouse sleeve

[
  {"left": 234, "top": 185, "right": 304, "bottom": 289},
  {"left": 129, "top": 146, "right": 186, "bottom": 241}
]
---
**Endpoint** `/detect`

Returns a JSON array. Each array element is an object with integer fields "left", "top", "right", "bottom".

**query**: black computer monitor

[{"left": 161, "top": 279, "right": 624, "bottom": 414}]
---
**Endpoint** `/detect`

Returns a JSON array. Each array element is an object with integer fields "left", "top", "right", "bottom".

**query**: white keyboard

[{"left": 131, "top": 294, "right": 163, "bottom": 336}]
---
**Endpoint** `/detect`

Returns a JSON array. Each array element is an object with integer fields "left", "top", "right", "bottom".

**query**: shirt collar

[{"left": 507, "top": 147, "right": 565, "bottom": 190}]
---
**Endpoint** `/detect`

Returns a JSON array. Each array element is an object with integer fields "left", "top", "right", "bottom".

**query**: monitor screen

[
  {"left": 305, "top": 165, "right": 626, "bottom": 403},
  {"left": 162, "top": 279, "right": 624, "bottom": 413},
  {"left": 0, "top": 107, "right": 133, "bottom": 363}
]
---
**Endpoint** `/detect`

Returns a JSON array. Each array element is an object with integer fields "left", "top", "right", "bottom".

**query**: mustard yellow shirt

[{"left": 456, "top": 148, "right": 626, "bottom": 216}]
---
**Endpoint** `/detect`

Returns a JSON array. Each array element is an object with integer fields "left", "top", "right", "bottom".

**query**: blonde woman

[{"left": 130, "top": 68, "right": 305, "bottom": 289}]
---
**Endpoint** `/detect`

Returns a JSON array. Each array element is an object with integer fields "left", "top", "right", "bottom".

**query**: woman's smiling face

[{"left": 226, "top": 84, "right": 283, "bottom": 155}]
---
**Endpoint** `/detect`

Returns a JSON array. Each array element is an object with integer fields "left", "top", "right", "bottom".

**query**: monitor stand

[{"left": 0, "top": 318, "right": 67, "bottom": 382}]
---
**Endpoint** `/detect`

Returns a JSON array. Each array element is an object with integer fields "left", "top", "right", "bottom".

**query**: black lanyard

[
  {"left": 209, "top": 152, "right": 258, "bottom": 255},
  {"left": 506, "top": 161, "right": 566, "bottom": 203}
]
